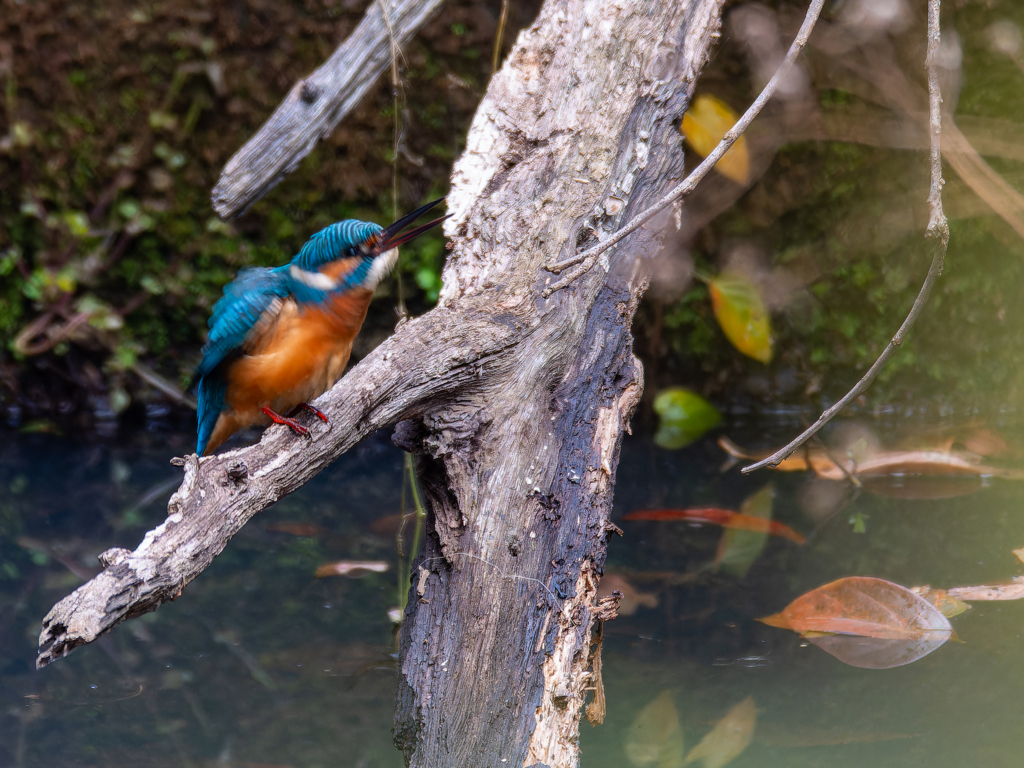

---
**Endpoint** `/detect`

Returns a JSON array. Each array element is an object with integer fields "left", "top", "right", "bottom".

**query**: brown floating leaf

[
  {"left": 683, "top": 696, "right": 756, "bottom": 768},
  {"left": 946, "top": 576, "right": 1024, "bottom": 601},
  {"left": 625, "top": 690, "right": 684, "bottom": 768},
  {"left": 718, "top": 436, "right": 1024, "bottom": 498},
  {"left": 314, "top": 560, "right": 390, "bottom": 578},
  {"left": 759, "top": 577, "right": 952, "bottom": 669}
]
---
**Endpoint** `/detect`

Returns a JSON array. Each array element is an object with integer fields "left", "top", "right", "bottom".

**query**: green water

[{"left": 2, "top": 416, "right": 1023, "bottom": 767}]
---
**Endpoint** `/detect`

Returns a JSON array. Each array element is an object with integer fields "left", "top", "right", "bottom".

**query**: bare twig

[
  {"left": 541, "top": 0, "right": 826, "bottom": 297},
  {"left": 492, "top": 0, "right": 511, "bottom": 73},
  {"left": 742, "top": 0, "right": 950, "bottom": 474}
]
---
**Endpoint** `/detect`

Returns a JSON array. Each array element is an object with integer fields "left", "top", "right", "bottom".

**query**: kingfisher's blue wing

[{"left": 192, "top": 267, "right": 292, "bottom": 383}]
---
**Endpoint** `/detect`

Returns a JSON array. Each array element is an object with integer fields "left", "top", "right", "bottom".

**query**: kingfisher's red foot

[
  {"left": 291, "top": 402, "right": 330, "bottom": 424},
  {"left": 261, "top": 406, "right": 310, "bottom": 438}
]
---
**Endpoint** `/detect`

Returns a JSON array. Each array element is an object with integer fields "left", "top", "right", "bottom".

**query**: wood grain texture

[
  {"left": 39, "top": 0, "right": 724, "bottom": 762},
  {"left": 210, "top": 0, "right": 446, "bottom": 219}
]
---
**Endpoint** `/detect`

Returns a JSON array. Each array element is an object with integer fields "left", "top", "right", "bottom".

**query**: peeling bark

[{"left": 38, "top": 0, "right": 725, "bottom": 763}]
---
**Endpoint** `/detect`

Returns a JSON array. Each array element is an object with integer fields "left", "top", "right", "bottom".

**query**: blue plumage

[
  {"left": 193, "top": 267, "right": 292, "bottom": 382},
  {"left": 292, "top": 221, "right": 382, "bottom": 272},
  {"left": 191, "top": 221, "right": 381, "bottom": 456},
  {"left": 190, "top": 199, "right": 446, "bottom": 457}
]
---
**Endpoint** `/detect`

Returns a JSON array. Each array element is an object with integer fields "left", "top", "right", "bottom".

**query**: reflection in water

[{"left": 3, "top": 417, "right": 1024, "bottom": 766}]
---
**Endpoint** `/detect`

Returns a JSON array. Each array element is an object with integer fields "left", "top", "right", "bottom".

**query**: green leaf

[
  {"left": 708, "top": 272, "right": 773, "bottom": 363},
  {"left": 652, "top": 387, "right": 721, "bottom": 450}
]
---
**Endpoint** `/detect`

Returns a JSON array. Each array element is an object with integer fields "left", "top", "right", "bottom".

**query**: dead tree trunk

[
  {"left": 37, "top": 0, "right": 724, "bottom": 765},
  {"left": 392, "top": 1, "right": 722, "bottom": 764}
]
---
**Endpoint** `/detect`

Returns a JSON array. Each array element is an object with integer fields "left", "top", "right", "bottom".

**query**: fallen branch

[
  {"left": 210, "top": 0, "right": 446, "bottom": 219},
  {"left": 743, "top": 0, "right": 950, "bottom": 474}
]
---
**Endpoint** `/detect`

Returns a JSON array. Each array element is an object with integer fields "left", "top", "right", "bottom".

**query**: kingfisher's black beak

[{"left": 374, "top": 198, "right": 449, "bottom": 254}]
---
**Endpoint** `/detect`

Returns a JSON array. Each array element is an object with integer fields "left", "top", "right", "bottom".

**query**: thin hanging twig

[
  {"left": 541, "top": 0, "right": 826, "bottom": 296},
  {"left": 491, "top": 0, "right": 511, "bottom": 74},
  {"left": 742, "top": 0, "right": 950, "bottom": 474}
]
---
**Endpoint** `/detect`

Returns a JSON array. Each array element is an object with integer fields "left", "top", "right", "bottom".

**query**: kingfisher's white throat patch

[
  {"left": 289, "top": 265, "right": 338, "bottom": 291},
  {"left": 366, "top": 248, "right": 399, "bottom": 290}
]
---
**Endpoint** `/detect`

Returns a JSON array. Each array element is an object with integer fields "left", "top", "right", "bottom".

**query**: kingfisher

[{"left": 190, "top": 198, "right": 446, "bottom": 457}]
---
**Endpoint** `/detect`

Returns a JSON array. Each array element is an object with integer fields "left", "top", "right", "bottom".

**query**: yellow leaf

[
  {"left": 681, "top": 95, "right": 750, "bottom": 185},
  {"left": 625, "top": 690, "right": 685, "bottom": 768},
  {"left": 684, "top": 696, "right": 757, "bottom": 768},
  {"left": 709, "top": 272, "right": 773, "bottom": 363}
]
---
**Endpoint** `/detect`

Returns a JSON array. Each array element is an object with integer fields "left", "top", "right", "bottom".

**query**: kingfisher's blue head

[
  {"left": 291, "top": 220, "right": 383, "bottom": 273},
  {"left": 285, "top": 199, "right": 448, "bottom": 298}
]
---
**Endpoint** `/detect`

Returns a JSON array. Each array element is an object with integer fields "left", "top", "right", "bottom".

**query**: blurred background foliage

[{"left": 0, "top": 0, "right": 1023, "bottom": 433}]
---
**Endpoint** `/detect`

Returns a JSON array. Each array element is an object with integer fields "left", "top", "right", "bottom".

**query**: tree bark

[
  {"left": 393, "top": 0, "right": 723, "bottom": 764},
  {"left": 37, "top": 0, "right": 725, "bottom": 764}
]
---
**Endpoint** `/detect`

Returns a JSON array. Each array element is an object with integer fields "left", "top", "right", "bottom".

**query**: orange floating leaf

[
  {"left": 314, "top": 560, "right": 390, "bottom": 578},
  {"left": 759, "top": 577, "right": 952, "bottom": 668},
  {"left": 683, "top": 696, "right": 756, "bottom": 768},
  {"left": 708, "top": 273, "right": 773, "bottom": 364},
  {"left": 623, "top": 508, "right": 805, "bottom": 544},
  {"left": 681, "top": 94, "right": 751, "bottom": 185}
]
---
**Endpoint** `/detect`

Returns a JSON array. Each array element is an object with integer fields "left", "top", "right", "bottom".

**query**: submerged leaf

[
  {"left": 683, "top": 696, "right": 756, "bottom": 768},
  {"left": 314, "top": 560, "right": 390, "bottom": 578},
  {"left": 708, "top": 273, "right": 773, "bottom": 363},
  {"left": 624, "top": 507, "right": 805, "bottom": 544},
  {"left": 653, "top": 388, "right": 721, "bottom": 450},
  {"left": 681, "top": 95, "right": 751, "bottom": 184},
  {"left": 625, "top": 689, "right": 685, "bottom": 768},
  {"left": 714, "top": 485, "right": 775, "bottom": 577},
  {"left": 909, "top": 586, "right": 971, "bottom": 618},
  {"left": 759, "top": 577, "right": 952, "bottom": 668},
  {"left": 266, "top": 521, "right": 329, "bottom": 537},
  {"left": 597, "top": 573, "right": 659, "bottom": 616}
]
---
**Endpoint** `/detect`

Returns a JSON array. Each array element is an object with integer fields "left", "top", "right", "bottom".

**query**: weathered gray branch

[
  {"left": 211, "top": 0, "right": 446, "bottom": 219},
  {"left": 37, "top": 307, "right": 512, "bottom": 666},
  {"left": 743, "top": 0, "right": 950, "bottom": 474}
]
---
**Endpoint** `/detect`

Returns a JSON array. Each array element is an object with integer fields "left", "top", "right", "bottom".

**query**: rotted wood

[
  {"left": 38, "top": 0, "right": 725, "bottom": 763},
  {"left": 210, "top": 0, "right": 446, "bottom": 219}
]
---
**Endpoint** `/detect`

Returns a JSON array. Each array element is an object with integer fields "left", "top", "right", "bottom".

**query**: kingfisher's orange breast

[{"left": 202, "top": 287, "right": 373, "bottom": 454}]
